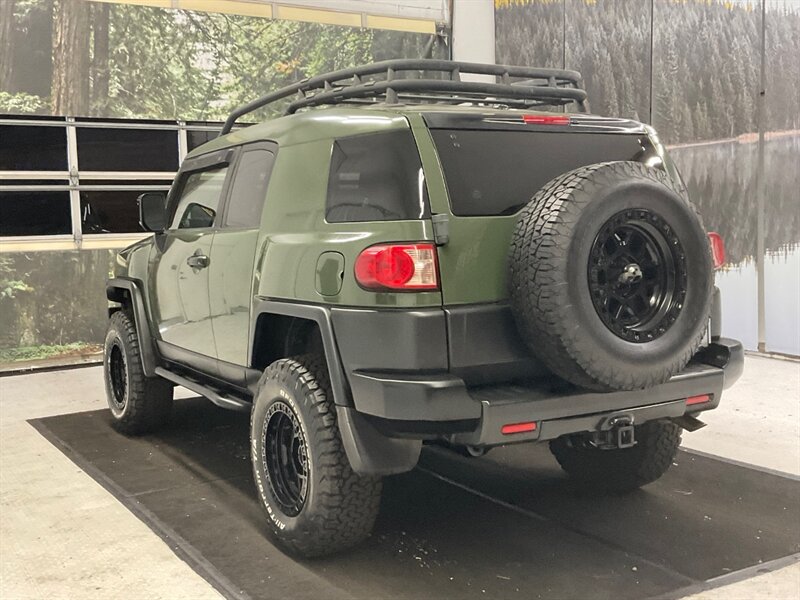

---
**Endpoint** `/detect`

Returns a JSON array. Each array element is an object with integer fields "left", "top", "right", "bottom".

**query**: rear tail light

[
  {"left": 501, "top": 421, "right": 538, "bottom": 435},
  {"left": 708, "top": 232, "right": 725, "bottom": 269},
  {"left": 522, "top": 114, "right": 571, "bottom": 125},
  {"left": 354, "top": 243, "right": 438, "bottom": 291},
  {"left": 686, "top": 394, "right": 711, "bottom": 406}
]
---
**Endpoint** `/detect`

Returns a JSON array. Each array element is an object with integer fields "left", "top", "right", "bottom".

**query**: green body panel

[
  {"left": 209, "top": 228, "right": 260, "bottom": 369},
  {"left": 252, "top": 138, "right": 440, "bottom": 308},
  {"left": 316, "top": 252, "right": 345, "bottom": 296},
  {"left": 408, "top": 115, "right": 515, "bottom": 305}
]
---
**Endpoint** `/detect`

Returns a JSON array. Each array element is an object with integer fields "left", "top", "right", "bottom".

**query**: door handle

[{"left": 186, "top": 252, "right": 210, "bottom": 269}]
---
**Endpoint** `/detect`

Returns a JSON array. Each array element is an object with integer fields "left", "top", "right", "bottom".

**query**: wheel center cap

[{"left": 619, "top": 263, "right": 643, "bottom": 284}]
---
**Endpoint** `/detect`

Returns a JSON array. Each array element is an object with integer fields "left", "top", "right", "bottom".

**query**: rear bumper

[{"left": 351, "top": 338, "right": 744, "bottom": 446}]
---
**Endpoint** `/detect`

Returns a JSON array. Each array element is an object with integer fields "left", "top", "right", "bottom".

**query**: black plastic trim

[
  {"left": 106, "top": 277, "right": 158, "bottom": 377},
  {"left": 155, "top": 367, "right": 250, "bottom": 412},
  {"left": 335, "top": 406, "right": 421, "bottom": 475},
  {"left": 422, "top": 112, "right": 647, "bottom": 133},
  {"left": 445, "top": 303, "right": 546, "bottom": 385},
  {"left": 250, "top": 299, "right": 351, "bottom": 408},
  {"left": 711, "top": 286, "right": 722, "bottom": 339},
  {"left": 349, "top": 369, "right": 478, "bottom": 421},
  {"left": 330, "top": 307, "right": 448, "bottom": 373}
]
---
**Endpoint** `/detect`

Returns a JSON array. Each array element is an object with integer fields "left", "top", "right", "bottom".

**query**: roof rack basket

[{"left": 220, "top": 59, "right": 588, "bottom": 135}]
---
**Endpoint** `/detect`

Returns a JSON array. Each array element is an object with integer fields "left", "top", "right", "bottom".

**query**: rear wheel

[
  {"left": 250, "top": 354, "right": 382, "bottom": 557},
  {"left": 103, "top": 310, "right": 173, "bottom": 434},
  {"left": 549, "top": 419, "right": 681, "bottom": 493}
]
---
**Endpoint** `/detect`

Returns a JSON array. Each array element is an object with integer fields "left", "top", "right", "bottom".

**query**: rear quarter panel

[{"left": 254, "top": 137, "right": 441, "bottom": 308}]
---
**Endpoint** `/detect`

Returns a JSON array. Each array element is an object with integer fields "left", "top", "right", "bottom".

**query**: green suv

[{"left": 103, "top": 60, "right": 743, "bottom": 557}]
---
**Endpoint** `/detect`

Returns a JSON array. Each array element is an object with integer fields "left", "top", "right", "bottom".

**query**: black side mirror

[{"left": 138, "top": 192, "right": 167, "bottom": 232}]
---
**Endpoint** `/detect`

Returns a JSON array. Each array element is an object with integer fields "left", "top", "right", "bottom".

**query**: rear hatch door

[{"left": 417, "top": 112, "right": 659, "bottom": 306}]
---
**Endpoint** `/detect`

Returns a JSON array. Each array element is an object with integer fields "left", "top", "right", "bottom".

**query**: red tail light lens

[
  {"left": 708, "top": 232, "right": 725, "bottom": 269},
  {"left": 501, "top": 421, "right": 538, "bottom": 435},
  {"left": 522, "top": 114, "right": 571, "bottom": 125},
  {"left": 686, "top": 394, "right": 711, "bottom": 406},
  {"left": 355, "top": 243, "right": 438, "bottom": 291}
]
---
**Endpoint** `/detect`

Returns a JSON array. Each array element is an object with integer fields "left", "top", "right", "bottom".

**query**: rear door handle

[{"left": 186, "top": 252, "right": 210, "bottom": 269}]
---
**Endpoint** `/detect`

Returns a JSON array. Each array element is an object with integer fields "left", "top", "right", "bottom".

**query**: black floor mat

[{"left": 31, "top": 398, "right": 800, "bottom": 600}]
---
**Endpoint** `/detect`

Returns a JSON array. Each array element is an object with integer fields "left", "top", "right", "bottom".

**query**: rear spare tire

[{"left": 509, "top": 161, "right": 712, "bottom": 391}]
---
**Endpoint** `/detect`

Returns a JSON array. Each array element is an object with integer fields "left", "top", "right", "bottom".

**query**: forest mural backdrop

[
  {"left": 0, "top": 0, "right": 443, "bottom": 120},
  {"left": 496, "top": 0, "right": 800, "bottom": 354},
  {"left": 1, "top": 0, "right": 798, "bottom": 359}
]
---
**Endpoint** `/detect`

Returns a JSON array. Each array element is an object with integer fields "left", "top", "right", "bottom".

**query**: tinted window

[
  {"left": 326, "top": 130, "right": 429, "bottom": 223},
  {"left": 170, "top": 167, "right": 228, "bottom": 229},
  {"left": 0, "top": 125, "right": 68, "bottom": 171},
  {"left": 225, "top": 148, "right": 275, "bottom": 228},
  {"left": 77, "top": 127, "right": 178, "bottom": 171},
  {"left": 0, "top": 191, "right": 72, "bottom": 236},
  {"left": 430, "top": 129, "right": 655, "bottom": 216}
]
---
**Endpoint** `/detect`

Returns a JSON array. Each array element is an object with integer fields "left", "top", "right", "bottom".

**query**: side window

[
  {"left": 224, "top": 147, "right": 275, "bottom": 228},
  {"left": 169, "top": 166, "right": 228, "bottom": 229},
  {"left": 325, "top": 129, "right": 429, "bottom": 223}
]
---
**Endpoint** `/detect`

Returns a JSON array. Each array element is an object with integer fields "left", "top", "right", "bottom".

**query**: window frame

[
  {"left": 0, "top": 115, "right": 226, "bottom": 250},
  {"left": 164, "top": 147, "right": 237, "bottom": 232}
]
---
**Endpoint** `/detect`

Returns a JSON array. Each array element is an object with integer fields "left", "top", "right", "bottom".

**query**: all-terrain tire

[
  {"left": 549, "top": 419, "right": 682, "bottom": 493},
  {"left": 509, "top": 161, "right": 713, "bottom": 391},
  {"left": 250, "top": 354, "right": 382, "bottom": 557},
  {"left": 103, "top": 310, "right": 173, "bottom": 435}
]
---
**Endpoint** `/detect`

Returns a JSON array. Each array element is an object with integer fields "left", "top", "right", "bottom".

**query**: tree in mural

[
  {"left": 0, "top": 0, "right": 16, "bottom": 89},
  {"left": 495, "top": 0, "right": 800, "bottom": 144},
  {"left": 0, "top": 0, "right": 442, "bottom": 120},
  {"left": 51, "top": 0, "right": 90, "bottom": 115}
]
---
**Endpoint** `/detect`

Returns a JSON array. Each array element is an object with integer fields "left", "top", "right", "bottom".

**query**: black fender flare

[
  {"left": 251, "top": 299, "right": 351, "bottom": 407},
  {"left": 251, "top": 299, "right": 421, "bottom": 476},
  {"left": 106, "top": 278, "right": 159, "bottom": 377}
]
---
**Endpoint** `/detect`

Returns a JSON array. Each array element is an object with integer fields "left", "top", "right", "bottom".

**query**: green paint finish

[
  {"left": 316, "top": 252, "right": 345, "bottom": 297},
  {"left": 209, "top": 228, "right": 260, "bottom": 368},
  {"left": 253, "top": 139, "right": 441, "bottom": 308},
  {"left": 409, "top": 112, "right": 516, "bottom": 305}
]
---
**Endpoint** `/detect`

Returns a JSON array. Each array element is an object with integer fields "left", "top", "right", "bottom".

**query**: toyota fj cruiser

[{"left": 104, "top": 60, "right": 743, "bottom": 557}]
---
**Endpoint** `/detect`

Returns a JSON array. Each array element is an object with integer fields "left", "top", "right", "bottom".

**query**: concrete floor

[{"left": 1, "top": 355, "right": 798, "bottom": 599}]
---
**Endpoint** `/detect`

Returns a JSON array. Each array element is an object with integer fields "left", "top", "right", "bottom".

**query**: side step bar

[{"left": 154, "top": 367, "right": 251, "bottom": 412}]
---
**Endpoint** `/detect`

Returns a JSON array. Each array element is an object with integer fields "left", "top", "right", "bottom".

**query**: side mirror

[{"left": 138, "top": 192, "right": 167, "bottom": 232}]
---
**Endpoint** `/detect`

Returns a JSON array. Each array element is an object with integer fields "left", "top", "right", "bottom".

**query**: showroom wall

[{"left": 496, "top": 0, "right": 800, "bottom": 355}]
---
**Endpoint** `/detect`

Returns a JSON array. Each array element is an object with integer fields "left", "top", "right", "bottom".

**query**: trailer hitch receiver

[{"left": 594, "top": 414, "right": 637, "bottom": 450}]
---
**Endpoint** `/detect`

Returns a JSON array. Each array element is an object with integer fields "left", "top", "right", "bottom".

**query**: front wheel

[
  {"left": 103, "top": 310, "right": 173, "bottom": 435},
  {"left": 549, "top": 419, "right": 681, "bottom": 493},
  {"left": 250, "top": 354, "right": 382, "bottom": 557}
]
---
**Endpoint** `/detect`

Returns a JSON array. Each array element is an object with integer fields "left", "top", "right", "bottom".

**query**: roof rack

[{"left": 219, "top": 59, "right": 589, "bottom": 135}]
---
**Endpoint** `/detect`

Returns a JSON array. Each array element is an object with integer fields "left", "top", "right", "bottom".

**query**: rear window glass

[
  {"left": 326, "top": 130, "right": 429, "bottom": 223},
  {"left": 430, "top": 129, "right": 655, "bottom": 216}
]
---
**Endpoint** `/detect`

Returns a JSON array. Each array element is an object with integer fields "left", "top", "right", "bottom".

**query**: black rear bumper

[{"left": 346, "top": 338, "right": 743, "bottom": 446}]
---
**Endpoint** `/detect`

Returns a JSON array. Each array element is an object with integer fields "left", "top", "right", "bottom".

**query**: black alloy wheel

[
  {"left": 108, "top": 342, "right": 127, "bottom": 411},
  {"left": 262, "top": 401, "right": 309, "bottom": 517},
  {"left": 509, "top": 161, "right": 714, "bottom": 390},
  {"left": 588, "top": 208, "right": 688, "bottom": 343},
  {"left": 250, "top": 354, "right": 383, "bottom": 557},
  {"left": 103, "top": 310, "right": 173, "bottom": 434}
]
